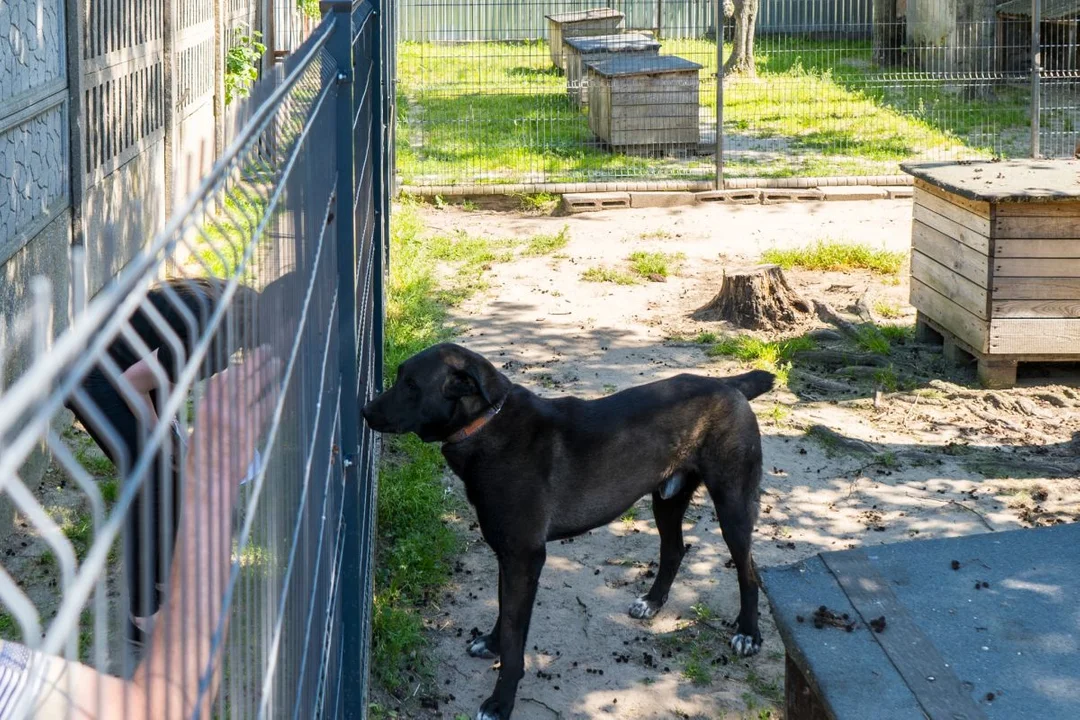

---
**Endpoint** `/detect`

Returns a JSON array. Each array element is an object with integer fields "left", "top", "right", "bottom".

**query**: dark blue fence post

[
  {"left": 371, "top": 0, "right": 386, "bottom": 393},
  {"left": 322, "top": 1, "right": 365, "bottom": 716}
]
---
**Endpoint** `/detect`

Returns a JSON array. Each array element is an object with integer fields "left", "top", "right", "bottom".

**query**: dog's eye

[{"left": 406, "top": 378, "right": 419, "bottom": 392}]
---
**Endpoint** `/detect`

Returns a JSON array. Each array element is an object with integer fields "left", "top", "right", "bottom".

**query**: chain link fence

[
  {"left": 395, "top": 0, "right": 1080, "bottom": 190},
  {"left": 0, "top": 1, "right": 390, "bottom": 716}
]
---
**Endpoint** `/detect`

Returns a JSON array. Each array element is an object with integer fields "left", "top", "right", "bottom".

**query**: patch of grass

[
  {"left": 879, "top": 323, "right": 915, "bottom": 344},
  {"left": 99, "top": 479, "right": 119, "bottom": 506},
  {"left": 762, "top": 239, "right": 905, "bottom": 275},
  {"left": 855, "top": 325, "right": 893, "bottom": 355},
  {"left": 515, "top": 192, "right": 559, "bottom": 213},
  {"left": 695, "top": 331, "right": 719, "bottom": 345},
  {"left": 0, "top": 612, "right": 14, "bottom": 639},
  {"left": 639, "top": 229, "right": 673, "bottom": 240},
  {"left": 581, "top": 266, "right": 638, "bottom": 285},
  {"left": 708, "top": 335, "right": 815, "bottom": 366},
  {"left": 75, "top": 445, "right": 114, "bottom": 478},
  {"left": 621, "top": 506, "right": 639, "bottom": 525},
  {"left": 61, "top": 510, "right": 94, "bottom": 563},
  {"left": 763, "top": 403, "right": 791, "bottom": 425},
  {"left": 872, "top": 299, "right": 903, "bottom": 319},
  {"left": 602, "top": 383, "right": 618, "bottom": 394},
  {"left": 521, "top": 226, "right": 570, "bottom": 256},
  {"left": 628, "top": 251, "right": 684, "bottom": 280},
  {"left": 372, "top": 200, "right": 467, "bottom": 695}
]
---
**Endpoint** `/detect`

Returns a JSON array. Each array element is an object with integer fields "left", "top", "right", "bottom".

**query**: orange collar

[{"left": 445, "top": 399, "right": 504, "bottom": 444}]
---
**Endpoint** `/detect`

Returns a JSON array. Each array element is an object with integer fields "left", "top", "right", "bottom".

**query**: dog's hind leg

[
  {"left": 629, "top": 479, "right": 699, "bottom": 620},
  {"left": 704, "top": 458, "right": 763, "bottom": 657},
  {"left": 468, "top": 569, "right": 502, "bottom": 659}
]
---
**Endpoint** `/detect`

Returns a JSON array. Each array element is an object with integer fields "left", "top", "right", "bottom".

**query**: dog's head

[{"left": 362, "top": 343, "right": 510, "bottom": 443}]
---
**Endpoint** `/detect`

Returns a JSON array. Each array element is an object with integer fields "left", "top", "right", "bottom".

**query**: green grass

[
  {"left": 628, "top": 251, "right": 685, "bottom": 280},
  {"left": 855, "top": 323, "right": 916, "bottom": 354},
  {"left": 515, "top": 192, "right": 559, "bottom": 213},
  {"left": 581, "top": 266, "right": 638, "bottom": 285},
  {"left": 373, "top": 200, "right": 471, "bottom": 694},
  {"left": 707, "top": 334, "right": 816, "bottom": 386},
  {"left": 762, "top": 239, "right": 906, "bottom": 274},
  {"left": 872, "top": 299, "right": 903, "bottom": 319},
  {"left": 521, "top": 226, "right": 570, "bottom": 256},
  {"left": 396, "top": 38, "right": 1026, "bottom": 185}
]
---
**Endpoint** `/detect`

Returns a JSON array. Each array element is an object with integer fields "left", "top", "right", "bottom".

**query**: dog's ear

[{"left": 442, "top": 347, "right": 507, "bottom": 407}]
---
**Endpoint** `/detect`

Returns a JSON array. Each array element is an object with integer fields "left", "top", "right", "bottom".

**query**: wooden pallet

[{"left": 916, "top": 311, "right": 1077, "bottom": 388}]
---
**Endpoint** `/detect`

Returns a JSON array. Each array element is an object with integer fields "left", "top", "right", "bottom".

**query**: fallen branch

[
  {"left": 814, "top": 300, "right": 861, "bottom": 339},
  {"left": 793, "top": 350, "right": 889, "bottom": 368},
  {"left": 521, "top": 697, "right": 563, "bottom": 719},
  {"left": 790, "top": 370, "right": 857, "bottom": 395}
]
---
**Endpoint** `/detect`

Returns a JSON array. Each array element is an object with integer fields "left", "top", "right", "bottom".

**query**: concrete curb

[{"left": 559, "top": 184, "right": 911, "bottom": 213}]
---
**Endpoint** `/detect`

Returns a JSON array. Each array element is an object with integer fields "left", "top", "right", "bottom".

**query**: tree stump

[{"left": 692, "top": 264, "right": 811, "bottom": 330}]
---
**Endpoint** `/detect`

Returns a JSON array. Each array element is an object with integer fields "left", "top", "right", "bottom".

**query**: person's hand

[{"left": 189, "top": 346, "right": 281, "bottom": 493}]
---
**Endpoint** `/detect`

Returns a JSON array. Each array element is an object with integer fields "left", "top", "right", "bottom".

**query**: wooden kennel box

[
  {"left": 563, "top": 32, "right": 660, "bottom": 108},
  {"left": 903, "top": 159, "right": 1080, "bottom": 387},
  {"left": 586, "top": 55, "right": 702, "bottom": 152},
  {"left": 545, "top": 8, "right": 625, "bottom": 70}
]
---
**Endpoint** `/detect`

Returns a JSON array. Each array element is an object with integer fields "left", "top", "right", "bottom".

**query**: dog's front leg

[{"left": 476, "top": 546, "right": 546, "bottom": 720}]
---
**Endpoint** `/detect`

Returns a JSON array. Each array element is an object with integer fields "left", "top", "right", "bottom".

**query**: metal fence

[
  {"left": 395, "top": 0, "right": 1080, "bottom": 190},
  {"left": 0, "top": 1, "right": 390, "bottom": 717}
]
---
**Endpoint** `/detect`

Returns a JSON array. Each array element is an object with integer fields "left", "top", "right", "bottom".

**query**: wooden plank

[
  {"left": 912, "top": 203, "right": 991, "bottom": 255},
  {"left": 995, "top": 215, "right": 1080, "bottom": 239},
  {"left": 992, "top": 300, "right": 1080, "bottom": 318},
  {"left": 993, "top": 277, "right": 1080, "bottom": 300},
  {"left": 912, "top": 220, "right": 991, "bottom": 288},
  {"left": 996, "top": 200, "right": 1080, "bottom": 217},
  {"left": 821, "top": 550, "right": 989, "bottom": 720},
  {"left": 911, "top": 251, "right": 989, "bottom": 319},
  {"left": 994, "top": 258, "right": 1080, "bottom": 276},
  {"left": 994, "top": 239, "right": 1080, "bottom": 258},
  {"left": 990, "top": 318, "right": 1080, "bottom": 355},
  {"left": 914, "top": 178, "right": 991, "bottom": 217},
  {"left": 913, "top": 191, "right": 992, "bottom": 236},
  {"left": 910, "top": 278, "right": 989, "bottom": 352}
]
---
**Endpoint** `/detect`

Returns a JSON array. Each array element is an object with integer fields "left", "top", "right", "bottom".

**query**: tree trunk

[
  {"left": 692, "top": 264, "right": 810, "bottom": 330},
  {"left": 724, "top": 0, "right": 760, "bottom": 77},
  {"left": 872, "top": 0, "right": 902, "bottom": 67}
]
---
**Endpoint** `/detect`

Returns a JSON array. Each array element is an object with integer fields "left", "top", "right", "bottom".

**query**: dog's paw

[
  {"left": 467, "top": 635, "right": 499, "bottom": 659},
  {"left": 730, "top": 633, "right": 762, "bottom": 657},
  {"left": 628, "top": 596, "right": 661, "bottom": 620},
  {"left": 476, "top": 696, "right": 510, "bottom": 720}
]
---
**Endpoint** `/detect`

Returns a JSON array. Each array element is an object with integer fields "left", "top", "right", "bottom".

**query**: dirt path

[{"left": 408, "top": 199, "right": 1080, "bottom": 720}]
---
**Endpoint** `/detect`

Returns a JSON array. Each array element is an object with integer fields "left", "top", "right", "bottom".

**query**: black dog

[{"left": 363, "top": 343, "right": 773, "bottom": 720}]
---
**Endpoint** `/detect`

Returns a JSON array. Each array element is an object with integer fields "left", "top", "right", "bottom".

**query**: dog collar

[{"left": 445, "top": 398, "right": 504, "bottom": 444}]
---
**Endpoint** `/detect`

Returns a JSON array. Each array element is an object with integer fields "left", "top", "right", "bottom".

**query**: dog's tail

[{"left": 726, "top": 369, "right": 776, "bottom": 401}]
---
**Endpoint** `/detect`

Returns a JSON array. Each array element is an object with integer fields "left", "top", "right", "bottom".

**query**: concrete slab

[
  {"left": 628, "top": 191, "right": 696, "bottom": 208},
  {"left": 563, "top": 192, "right": 632, "bottom": 213},
  {"left": 819, "top": 186, "right": 889, "bottom": 201},
  {"left": 761, "top": 188, "right": 825, "bottom": 205},
  {"left": 885, "top": 185, "right": 915, "bottom": 199},
  {"left": 695, "top": 189, "right": 762, "bottom": 204}
]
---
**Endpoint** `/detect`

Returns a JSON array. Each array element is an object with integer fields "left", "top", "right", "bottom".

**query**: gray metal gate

[{"left": 0, "top": 1, "right": 392, "bottom": 716}]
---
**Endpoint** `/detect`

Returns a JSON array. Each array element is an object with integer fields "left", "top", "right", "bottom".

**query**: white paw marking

[
  {"left": 475, "top": 711, "right": 500, "bottom": 720},
  {"left": 629, "top": 597, "right": 659, "bottom": 620},
  {"left": 468, "top": 637, "right": 496, "bottom": 659},
  {"left": 730, "top": 633, "right": 761, "bottom": 657}
]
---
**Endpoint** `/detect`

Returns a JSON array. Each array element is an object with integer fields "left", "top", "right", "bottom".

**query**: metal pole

[
  {"left": 1032, "top": 0, "right": 1041, "bottom": 157},
  {"left": 321, "top": 2, "right": 362, "bottom": 717},
  {"left": 372, "top": 0, "right": 386, "bottom": 393},
  {"left": 715, "top": 0, "right": 724, "bottom": 190}
]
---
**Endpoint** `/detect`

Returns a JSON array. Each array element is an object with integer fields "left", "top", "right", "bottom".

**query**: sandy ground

[{"left": 396, "top": 198, "right": 1080, "bottom": 720}]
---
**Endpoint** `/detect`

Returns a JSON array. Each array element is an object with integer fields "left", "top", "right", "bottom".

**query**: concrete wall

[{"left": 0, "top": 0, "right": 73, "bottom": 534}]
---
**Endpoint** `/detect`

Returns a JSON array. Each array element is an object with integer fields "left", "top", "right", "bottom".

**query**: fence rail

[
  {"left": 395, "top": 0, "right": 1080, "bottom": 189},
  {"left": 0, "top": 0, "right": 390, "bottom": 716}
]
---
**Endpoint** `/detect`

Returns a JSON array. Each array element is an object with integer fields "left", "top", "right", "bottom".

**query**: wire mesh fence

[
  {"left": 0, "top": 1, "right": 390, "bottom": 717},
  {"left": 394, "top": 0, "right": 1080, "bottom": 189}
]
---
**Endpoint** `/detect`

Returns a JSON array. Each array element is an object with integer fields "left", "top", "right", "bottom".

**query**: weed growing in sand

[
  {"left": 872, "top": 299, "right": 903, "bottom": 319},
  {"left": 628, "top": 251, "right": 685, "bottom": 280},
  {"left": 581, "top": 266, "right": 638, "bottom": 285},
  {"left": 522, "top": 225, "right": 570, "bottom": 256},
  {"left": 762, "top": 238, "right": 905, "bottom": 275},
  {"left": 639, "top": 228, "right": 673, "bottom": 240},
  {"left": 515, "top": 192, "right": 559, "bottom": 214}
]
